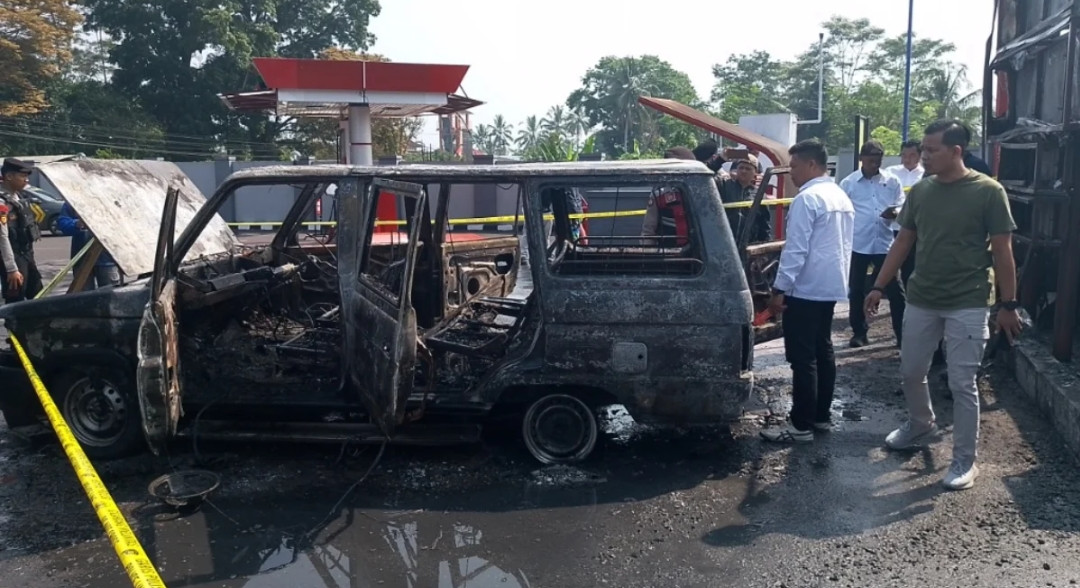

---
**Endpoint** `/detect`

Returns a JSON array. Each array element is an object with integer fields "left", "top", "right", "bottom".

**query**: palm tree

[
  {"left": 607, "top": 57, "right": 660, "bottom": 151},
  {"left": 568, "top": 108, "right": 592, "bottom": 145},
  {"left": 491, "top": 115, "right": 514, "bottom": 155},
  {"left": 516, "top": 115, "right": 541, "bottom": 154},
  {"left": 471, "top": 124, "right": 494, "bottom": 154},
  {"left": 917, "top": 64, "right": 982, "bottom": 137},
  {"left": 541, "top": 105, "right": 569, "bottom": 139}
]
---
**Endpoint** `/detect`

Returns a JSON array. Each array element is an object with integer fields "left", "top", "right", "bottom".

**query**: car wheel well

[{"left": 492, "top": 385, "right": 618, "bottom": 414}]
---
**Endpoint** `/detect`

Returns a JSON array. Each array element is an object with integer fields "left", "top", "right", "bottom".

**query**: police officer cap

[{"left": 1, "top": 158, "right": 33, "bottom": 175}]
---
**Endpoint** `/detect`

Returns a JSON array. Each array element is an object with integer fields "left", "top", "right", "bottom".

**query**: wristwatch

[{"left": 1001, "top": 300, "right": 1020, "bottom": 311}]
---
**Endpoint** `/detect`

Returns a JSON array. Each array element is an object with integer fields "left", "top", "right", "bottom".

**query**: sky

[{"left": 369, "top": 0, "right": 996, "bottom": 148}]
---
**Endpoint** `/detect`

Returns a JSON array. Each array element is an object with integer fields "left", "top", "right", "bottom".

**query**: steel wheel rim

[
  {"left": 523, "top": 394, "right": 598, "bottom": 464},
  {"left": 62, "top": 377, "right": 128, "bottom": 447}
]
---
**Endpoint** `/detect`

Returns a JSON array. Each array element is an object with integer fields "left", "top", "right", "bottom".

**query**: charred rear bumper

[
  {"left": 624, "top": 372, "right": 754, "bottom": 425},
  {"left": 0, "top": 349, "right": 39, "bottom": 428}
]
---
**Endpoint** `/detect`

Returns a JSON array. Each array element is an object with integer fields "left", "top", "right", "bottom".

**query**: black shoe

[{"left": 849, "top": 335, "right": 870, "bottom": 348}]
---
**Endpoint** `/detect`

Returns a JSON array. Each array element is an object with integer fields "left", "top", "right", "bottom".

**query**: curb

[{"left": 1007, "top": 338, "right": 1080, "bottom": 461}]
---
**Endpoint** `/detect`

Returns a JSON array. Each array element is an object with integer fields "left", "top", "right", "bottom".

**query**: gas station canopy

[{"left": 218, "top": 57, "right": 483, "bottom": 118}]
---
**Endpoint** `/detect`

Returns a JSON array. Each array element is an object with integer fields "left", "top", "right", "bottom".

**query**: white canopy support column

[{"left": 347, "top": 104, "right": 373, "bottom": 166}]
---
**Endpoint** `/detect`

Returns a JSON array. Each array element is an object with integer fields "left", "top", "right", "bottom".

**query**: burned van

[{"left": 0, "top": 159, "right": 779, "bottom": 464}]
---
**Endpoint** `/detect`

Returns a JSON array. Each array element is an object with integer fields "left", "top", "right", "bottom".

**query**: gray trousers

[{"left": 900, "top": 304, "right": 990, "bottom": 464}]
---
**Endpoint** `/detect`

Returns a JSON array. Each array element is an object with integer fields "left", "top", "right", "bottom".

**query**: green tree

[
  {"left": 471, "top": 124, "right": 495, "bottom": 155},
  {"left": 515, "top": 115, "right": 542, "bottom": 153},
  {"left": 567, "top": 55, "right": 702, "bottom": 157},
  {"left": 541, "top": 105, "right": 569, "bottom": 138},
  {"left": 1, "top": 80, "right": 169, "bottom": 158},
  {"left": 490, "top": 114, "right": 514, "bottom": 155},
  {"left": 870, "top": 126, "right": 902, "bottom": 155},
  {"left": 80, "top": 0, "right": 381, "bottom": 158},
  {"left": 709, "top": 51, "right": 787, "bottom": 123}
]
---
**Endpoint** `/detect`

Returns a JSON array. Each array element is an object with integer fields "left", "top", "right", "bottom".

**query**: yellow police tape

[
  {"left": 7, "top": 334, "right": 168, "bottom": 588},
  {"left": 228, "top": 198, "right": 798, "bottom": 228}
]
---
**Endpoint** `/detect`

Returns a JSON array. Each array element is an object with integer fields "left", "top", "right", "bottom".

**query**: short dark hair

[
  {"left": 692, "top": 138, "right": 718, "bottom": 163},
  {"left": 924, "top": 119, "right": 971, "bottom": 149},
  {"left": 859, "top": 140, "right": 885, "bottom": 156},
  {"left": 788, "top": 139, "right": 828, "bottom": 167},
  {"left": 900, "top": 140, "right": 922, "bottom": 152}
]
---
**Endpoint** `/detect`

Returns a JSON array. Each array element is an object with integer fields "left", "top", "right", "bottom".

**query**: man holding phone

[{"left": 840, "top": 140, "right": 907, "bottom": 348}]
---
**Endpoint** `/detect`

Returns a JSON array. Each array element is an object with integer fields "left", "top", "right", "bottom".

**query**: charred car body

[{"left": 0, "top": 159, "right": 779, "bottom": 464}]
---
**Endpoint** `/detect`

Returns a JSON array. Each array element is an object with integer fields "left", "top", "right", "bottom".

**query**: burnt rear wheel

[
  {"left": 522, "top": 394, "right": 598, "bottom": 464},
  {"left": 54, "top": 368, "right": 144, "bottom": 460}
]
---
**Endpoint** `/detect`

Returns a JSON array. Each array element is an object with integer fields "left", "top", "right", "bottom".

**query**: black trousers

[
  {"left": 783, "top": 297, "right": 837, "bottom": 431},
  {"left": 848, "top": 252, "right": 906, "bottom": 342},
  {"left": 0, "top": 251, "right": 43, "bottom": 303}
]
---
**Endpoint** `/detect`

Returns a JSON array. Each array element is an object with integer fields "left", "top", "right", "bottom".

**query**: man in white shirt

[
  {"left": 760, "top": 140, "right": 854, "bottom": 444},
  {"left": 886, "top": 140, "right": 925, "bottom": 189},
  {"left": 886, "top": 140, "right": 924, "bottom": 288},
  {"left": 841, "top": 140, "right": 907, "bottom": 349}
]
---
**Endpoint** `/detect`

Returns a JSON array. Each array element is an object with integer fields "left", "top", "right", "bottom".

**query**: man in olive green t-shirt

[{"left": 864, "top": 119, "right": 1023, "bottom": 492}]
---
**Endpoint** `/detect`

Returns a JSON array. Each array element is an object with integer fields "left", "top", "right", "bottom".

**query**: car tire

[
  {"left": 522, "top": 393, "right": 599, "bottom": 465},
  {"left": 53, "top": 367, "right": 144, "bottom": 460}
]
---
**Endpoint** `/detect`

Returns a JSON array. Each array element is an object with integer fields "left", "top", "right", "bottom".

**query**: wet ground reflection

[{"left": 147, "top": 470, "right": 606, "bottom": 587}]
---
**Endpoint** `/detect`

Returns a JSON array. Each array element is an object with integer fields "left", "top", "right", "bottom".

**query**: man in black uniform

[
  {"left": 718, "top": 154, "right": 771, "bottom": 243},
  {"left": 1, "top": 158, "right": 44, "bottom": 303}
]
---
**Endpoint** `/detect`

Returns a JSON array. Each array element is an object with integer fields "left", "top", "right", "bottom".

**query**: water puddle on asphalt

[{"left": 147, "top": 470, "right": 607, "bottom": 587}]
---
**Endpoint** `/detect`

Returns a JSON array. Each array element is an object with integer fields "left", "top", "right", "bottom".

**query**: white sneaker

[
  {"left": 760, "top": 426, "right": 813, "bottom": 444},
  {"left": 885, "top": 421, "right": 939, "bottom": 450},
  {"left": 942, "top": 460, "right": 978, "bottom": 491}
]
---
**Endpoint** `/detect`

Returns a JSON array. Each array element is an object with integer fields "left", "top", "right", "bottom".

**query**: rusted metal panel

[
  {"left": 636, "top": 97, "right": 797, "bottom": 198},
  {"left": 36, "top": 159, "right": 238, "bottom": 277}
]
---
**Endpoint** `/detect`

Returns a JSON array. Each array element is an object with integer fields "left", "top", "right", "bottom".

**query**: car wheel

[
  {"left": 54, "top": 367, "right": 144, "bottom": 460},
  {"left": 522, "top": 393, "right": 598, "bottom": 465}
]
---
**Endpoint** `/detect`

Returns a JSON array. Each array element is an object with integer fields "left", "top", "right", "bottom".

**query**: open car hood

[{"left": 37, "top": 159, "right": 239, "bottom": 277}]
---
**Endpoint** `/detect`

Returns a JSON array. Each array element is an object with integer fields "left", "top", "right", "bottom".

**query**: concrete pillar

[
  {"left": 214, "top": 154, "right": 237, "bottom": 222},
  {"left": 339, "top": 118, "right": 349, "bottom": 164},
  {"left": 348, "top": 104, "right": 373, "bottom": 166}
]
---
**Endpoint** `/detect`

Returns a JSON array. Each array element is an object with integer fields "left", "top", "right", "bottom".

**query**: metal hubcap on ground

[
  {"left": 63, "top": 377, "right": 127, "bottom": 447},
  {"left": 523, "top": 394, "right": 598, "bottom": 464}
]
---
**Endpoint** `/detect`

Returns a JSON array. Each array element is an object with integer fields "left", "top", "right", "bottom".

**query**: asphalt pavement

[{"left": 1, "top": 239, "right": 1079, "bottom": 587}]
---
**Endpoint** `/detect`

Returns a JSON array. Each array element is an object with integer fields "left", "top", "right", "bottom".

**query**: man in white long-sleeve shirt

[
  {"left": 841, "top": 140, "right": 907, "bottom": 349},
  {"left": 760, "top": 140, "right": 855, "bottom": 444}
]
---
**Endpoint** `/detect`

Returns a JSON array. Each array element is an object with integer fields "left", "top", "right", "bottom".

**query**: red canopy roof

[
  {"left": 252, "top": 58, "right": 470, "bottom": 93},
  {"left": 219, "top": 58, "right": 481, "bottom": 117}
]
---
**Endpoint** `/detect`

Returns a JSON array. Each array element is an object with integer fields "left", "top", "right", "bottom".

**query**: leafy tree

[
  {"left": 567, "top": 55, "right": 702, "bottom": 157},
  {"left": 710, "top": 51, "right": 787, "bottom": 123},
  {"left": 0, "top": 80, "right": 169, "bottom": 158},
  {"left": 0, "top": 0, "right": 82, "bottom": 116},
  {"left": 870, "top": 126, "right": 902, "bottom": 155},
  {"left": 79, "top": 0, "right": 381, "bottom": 157}
]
